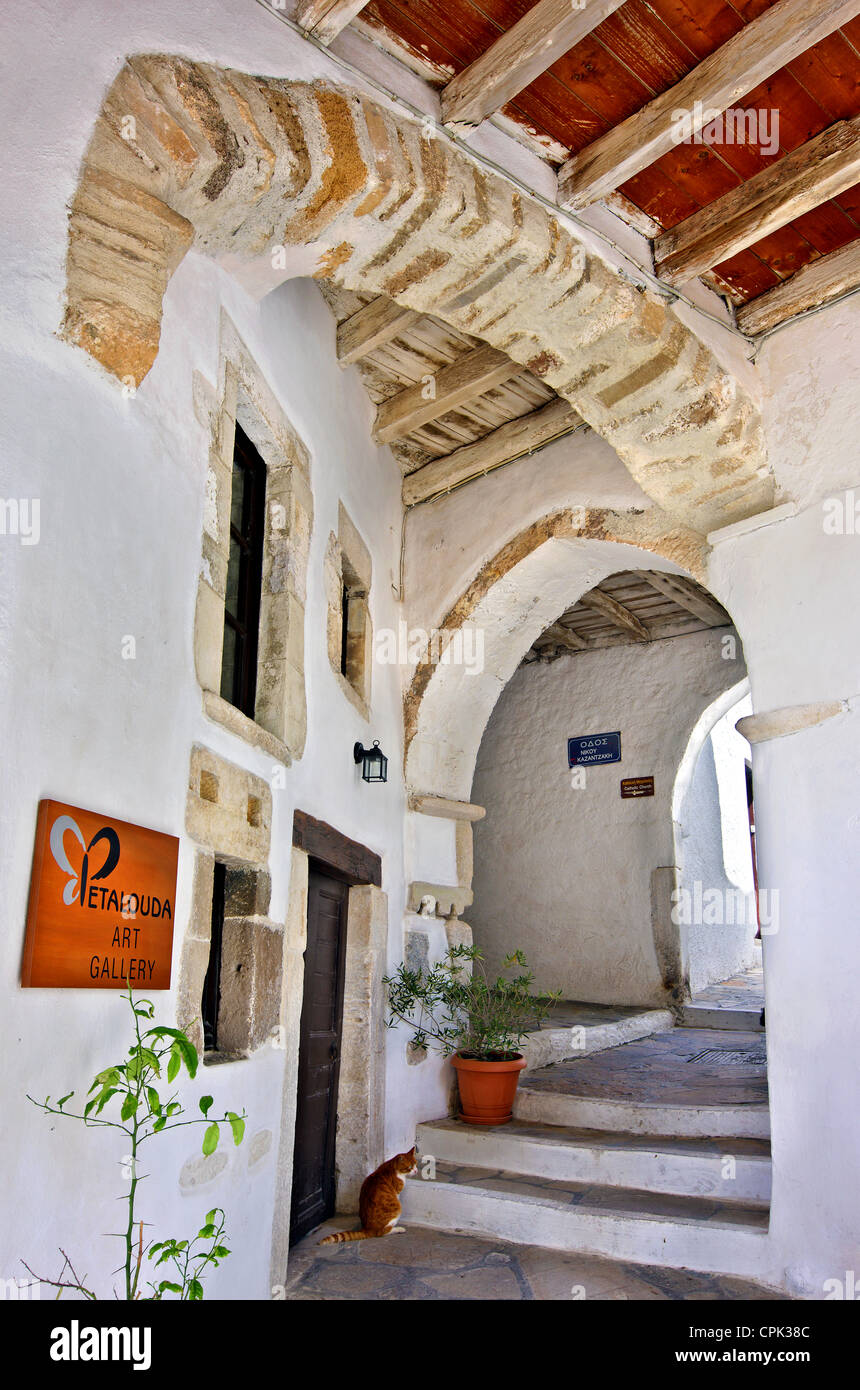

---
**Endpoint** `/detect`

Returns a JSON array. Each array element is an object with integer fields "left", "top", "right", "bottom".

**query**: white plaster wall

[
  {"left": 704, "top": 292, "right": 860, "bottom": 1294},
  {"left": 0, "top": 0, "right": 490, "bottom": 1303},
  {"left": 468, "top": 628, "right": 745, "bottom": 1006},
  {"left": 0, "top": 229, "right": 433, "bottom": 1298},
  {"left": 757, "top": 296, "right": 860, "bottom": 510},
  {"left": 2, "top": 0, "right": 860, "bottom": 1305},
  {"left": 676, "top": 697, "right": 758, "bottom": 994}
]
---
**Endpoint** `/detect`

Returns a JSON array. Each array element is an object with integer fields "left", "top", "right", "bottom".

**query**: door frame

[
  {"left": 270, "top": 813, "right": 387, "bottom": 1286},
  {"left": 290, "top": 864, "right": 350, "bottom": 1245}
]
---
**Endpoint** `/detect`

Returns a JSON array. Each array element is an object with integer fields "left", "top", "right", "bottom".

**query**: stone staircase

[
  {"left": 519, "top": 1000, "right": 673, "bottom": 1072},
  {"left": 404, "top": 977, "right": 770, "bottom": 1278},
  {"left": 677, "top": 967, "right": 765, "bottom": 1034}
]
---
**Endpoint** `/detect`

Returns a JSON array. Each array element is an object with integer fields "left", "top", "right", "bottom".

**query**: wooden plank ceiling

[
  {"left": 523, "top": 569, "right": 732, "bottom": 663},
  {"left": 303, "top": 0, "right": 860, "bottom": 333},
  {"left": 318, "top": 283, "right": 582, "bottom": 501}
]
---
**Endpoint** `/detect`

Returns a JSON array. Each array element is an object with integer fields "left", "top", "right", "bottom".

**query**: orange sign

[{"left": 22, "top": 800, "right": 179, "bottom": 989}]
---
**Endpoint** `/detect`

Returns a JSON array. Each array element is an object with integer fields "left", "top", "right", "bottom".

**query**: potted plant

[{"left": 384, "top": 945, "right": 560, "bottom": 1125}]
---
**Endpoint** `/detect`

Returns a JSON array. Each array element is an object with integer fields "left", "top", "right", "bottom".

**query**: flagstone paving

[
  {"left": 518, "top": 1027, "right": 767, "bottom": 1106},
  {"left": 689, "top": 966, "right": 765, "bottom": 1013},
  {"left": 285, "top": 1221, "right": 789, "bottom": 1301}
]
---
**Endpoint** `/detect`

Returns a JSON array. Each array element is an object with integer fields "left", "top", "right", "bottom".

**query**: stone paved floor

[
  {"left": 690, "top": 965, "right": 764, "bottom": 1013},
  {"left": 519, "top": 1026, "right": 767, "bottom": 1105},
  {"left": 285, "top": 1220, "right": 789, "bottom": 1300}
]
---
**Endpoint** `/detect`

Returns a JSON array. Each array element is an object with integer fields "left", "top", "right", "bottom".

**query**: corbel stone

[
  {"left": 737, "top": 701, "right": 846, "bottom": 745},
  {"left": 408, "top": 794, "right": 486, "bottom": 821},
  {"left": 406, "top": 881, "right": 473, "bottom": 918}
]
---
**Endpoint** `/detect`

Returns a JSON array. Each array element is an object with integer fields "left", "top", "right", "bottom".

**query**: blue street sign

[{"left": 568, "top": 731, "right": 621, "bottom": 767}]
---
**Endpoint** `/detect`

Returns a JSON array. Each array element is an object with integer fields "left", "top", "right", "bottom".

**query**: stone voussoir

[{"left": 62, "top": 56, "right": 771, "bottom": 536}]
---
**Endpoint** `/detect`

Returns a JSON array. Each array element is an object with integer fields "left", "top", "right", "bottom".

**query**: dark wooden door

[{"left": 290, "top": 867, "right": 349, "bottom": 1245}]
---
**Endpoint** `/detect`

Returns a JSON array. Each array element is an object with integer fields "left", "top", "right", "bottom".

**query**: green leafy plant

[
  {"left": 23, "top": 984, "right": 246, "bottom": 1301},
  {"left": 148, "top": 1208, "right": 231, "bottom": 1301},
  {"left": 384, "top": 944, "right": 560, "bottom": 1060}
]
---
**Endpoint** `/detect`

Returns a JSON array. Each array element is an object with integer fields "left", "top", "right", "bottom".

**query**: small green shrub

[{"left": 24, "top": 983, "right": 246, "bottom": 1301}]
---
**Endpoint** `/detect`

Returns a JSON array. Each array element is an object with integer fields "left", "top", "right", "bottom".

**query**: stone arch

[
  {"left": 672, "top": 677, "right": 752, "bottom": 832},
  {"left": 404, "top": 505, "right": 719, "bottom": 801},
  {"left": 64, "top": 56, "right": 771, "bottom": 534},
  {"left": 671, "top": 679, "right": 758, "bottom": 995},
  {"left": 416, "top": 533, "right": 751, "bottom": 1007}
]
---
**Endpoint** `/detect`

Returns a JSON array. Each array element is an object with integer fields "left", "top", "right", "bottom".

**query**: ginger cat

[{"left": 318, "top": 1147, "right": 417, "bottom": 1244}]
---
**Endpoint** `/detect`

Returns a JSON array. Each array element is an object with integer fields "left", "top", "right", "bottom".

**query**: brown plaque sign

[
  {"left": 21, "top": 800, "right": 179, "bottom": 989},
  {"left": 620, "top": 776, "right": 655, "bottom": 799}
]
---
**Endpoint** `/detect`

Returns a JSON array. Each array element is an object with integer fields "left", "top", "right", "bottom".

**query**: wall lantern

[{"left": 354, "top": 740, "right": 388, "bottom": 784}]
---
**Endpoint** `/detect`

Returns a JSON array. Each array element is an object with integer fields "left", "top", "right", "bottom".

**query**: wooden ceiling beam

[
  {"left": 440, "top": 0, "right": 627, "bottom": 131},
  {"left": 294, "top": 0, "right": 368, "bottom": 46},
  {"left": 558, "top": 0, "right": 860, "bottom": 210},
  {"left": 374, "top": 345, "right": 521, "bottom": 446},
  {"left": 337, "top": 297, "right": 420, "bottom": 365},
  {"left": 578, "top": 587, "right": 651, "bottom": 642},
  {"left": 402, "top": 398, "right": 581, "bottom": 504},
  {"left": 543, "top": 622, "right": 590, "bottom": 652},
  {"left": 641, "top": 571, "right": 729, "bottom": 626},
  {"left": 655, "top": 117, "right": 860, "bottom": 286},
  {"left": 737, "top": 238, "right": 860, "bottom": 335}
]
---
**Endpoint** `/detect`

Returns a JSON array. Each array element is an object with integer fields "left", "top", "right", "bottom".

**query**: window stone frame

[
  {"left": 193, "top": 314, "right": 312, "bottom": 763},
  {"left": 178, "top": 745, "right": 284, "bottom": 1060},
  {"left": 325, "top": 501, "right": 373, "bottom": 720}
]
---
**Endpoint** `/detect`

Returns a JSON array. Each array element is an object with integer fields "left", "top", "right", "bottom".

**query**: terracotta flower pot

[{"left": 451, "top": 1053, "right": 527, "bottom": 1126}]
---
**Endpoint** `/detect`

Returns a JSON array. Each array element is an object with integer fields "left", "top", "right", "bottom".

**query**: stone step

[
  {"left": 416, "top": 1118, "right": 772, "bottom": 1204},
  {"left": 515, "top": 1027, "right": 770, "bottom": 1139},
  {"left": 514, "top": 1086, "right": 771, "bottom": 1139},
  {"left": 520, "top": 1005, "right": 674, "bottom": 1072},
  {"left": 678, "top": 1004, "right": 764, "bottom": 1032},
  {"left": 403, "top": 1163, "right": 769, "bottom": 1278}
]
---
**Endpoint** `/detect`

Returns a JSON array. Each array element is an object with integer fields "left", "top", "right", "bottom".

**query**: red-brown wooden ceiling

[{"left": 360, "top": 0, "right": 860, "bottom": 303}]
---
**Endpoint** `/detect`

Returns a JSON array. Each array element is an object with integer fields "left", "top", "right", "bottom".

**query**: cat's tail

[{"left": 318, "top": 1228, "right": 375, "bottom": 1244}]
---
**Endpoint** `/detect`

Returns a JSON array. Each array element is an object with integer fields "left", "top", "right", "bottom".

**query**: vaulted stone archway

[
  {"left": 404, "top": 506, "right": 718, "bottom": 802},
  {"left": 63, "top": 56, "right": 773, "bottom": 535}
]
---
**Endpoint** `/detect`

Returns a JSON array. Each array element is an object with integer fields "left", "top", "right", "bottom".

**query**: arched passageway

[
  {"left": 403, "top": 541, "right": 772, "bottom": 1275},
  {"left": 673, "top": 685, "right": 760, "bottom": 997},
  {"left": 464, "top": 567, "right": 755, "bottom": 1009}
]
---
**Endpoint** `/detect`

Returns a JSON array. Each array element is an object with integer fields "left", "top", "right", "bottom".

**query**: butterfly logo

[{"left": 49, "top": 815, "right": 120, "bottom": 906}]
